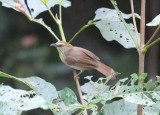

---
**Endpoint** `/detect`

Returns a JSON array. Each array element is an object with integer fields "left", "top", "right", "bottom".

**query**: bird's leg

[
  {"left": 73, "top": 70, "right": 83, "bottom": 80},
  {"left": 73, "top": 70, "right": 88, "bottom": 115}
]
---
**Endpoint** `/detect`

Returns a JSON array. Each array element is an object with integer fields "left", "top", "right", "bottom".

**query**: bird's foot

[{"left": 74, "top": 75, "right": 80, "bottom": 80}]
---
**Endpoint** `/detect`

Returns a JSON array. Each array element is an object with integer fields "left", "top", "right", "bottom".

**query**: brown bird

[{"left": 50, "top": 41, "right": 118, "bottom": 79}]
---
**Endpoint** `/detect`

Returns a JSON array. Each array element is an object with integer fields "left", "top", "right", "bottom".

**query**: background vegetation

[{"left": 0, "top": 0, "right": 160, "bottom": 114}]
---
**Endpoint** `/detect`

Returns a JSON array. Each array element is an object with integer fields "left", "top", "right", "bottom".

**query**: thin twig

[
  {"left": 130, "top": 0, "right": 139, "bottom": 45},
  {"left": 140, "top": 0, "right": 146, "bottom": 49},
  {"left": 45, "top": 4, "right": 66, "bottom": 41},
  {"left": 143, "top": 37, "right": 160, "bottom": 53},
  {"left": 69, "top": 20, "right": 97, "bottom": 43},
  {"left": 59, "top": 2, "right": 62, "bottom": 22},
  {"left": 73, "top": 70, "right": 88, "bottom": 115},
  {"left": 145, "top": 26, "right": 160, "bottom": 46},
  {"left": 31, "top": 19, "right": 60, "bottom": 41}
]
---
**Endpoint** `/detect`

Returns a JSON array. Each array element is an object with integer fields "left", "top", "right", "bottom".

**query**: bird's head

[{"left": 50, "top": 41, "right": 73, "bottom": 53}]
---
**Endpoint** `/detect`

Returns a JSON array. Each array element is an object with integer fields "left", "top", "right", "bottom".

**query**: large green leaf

[
  {"left": 20, "top": 76, "right": 58, "bottom": 102},
  {"left": 93, "top": 8, "right": 140, "bottom": 49},
  {"left": 146, "top": 14, "right": 160, "bottom": 26},
  {"left": 83, "top": 73, "right": 160, "bottom": 107},
  {"left": 0, "top": 85, "right": 51, "bottom": 111},
  {"left": 81, "top": 76, "right": 110, "bottom": 95},
  {"left": 50, "top": 87, "right": 81, "bottom": 115},
  {"left": 103, "top": 99, "right": 160, "bottom": 115},
  {"left": 0, "top": 102, "right": 22, "bottom": 115},
  {"left": 0, "top": 71, "right": 58, "bottom": 102},
  {"left": 58, "top": 87, "right": 79, "bottom": 106},
  {"left": 0, "top": 71, "right": 81, "bottom": 114}
]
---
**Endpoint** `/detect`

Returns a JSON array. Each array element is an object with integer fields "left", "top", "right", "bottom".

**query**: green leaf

[
  {"left": 0, "top": 71, "right": 13, "bottom": 78},
  {"left": 0, "top": 103, "right": 22, "bottom": 115},
  {"left": 144, "top": 79, "right": 153, "bottom": 90},
  {"left": 21, "top": 0, "right": 71, "bottom": 18},
  {"left": 0, "top": 0, "right": 31, "bottom": 17},
  {"left": 130, "top": 73, "right": 138, "bottom": 85},
  {"left": 124, "top": 93, "right": 155, "bottom": 105},
  {"left": 51, "top": 87, "right": 80, "bottom": 115},
  {"left": 139, "top": 73, "right": 148, "bottom": 80},
  {"left": 0, "top": 71, "right": 58, "bottom": 102},
  {"left": 143, "top": 104, "right": 160, "bottom": 115},
  {"left": 0, "top": 0, "right": 71, "bottom": 18},
  {"left": 0, "top": 71, "right": 80, "bottom": 114},
  {"left": 93, "top": 8, "right": 140, "bottom": 49},
  {"left": 41, "top": 0, "right": 49, "bottom": 4},
  {"left": 156, "top": 76, "right": 160, "bottom": 83},
  {"left": 20, "top": 76, "right": 58, "bottom": 102},
  {"left": 81, "top": 76, "right": 110, "bottom": 95},
  {"left": 119, "top": 78, "right": 128, "bottom": 83},
  {"left": 0, "top": 85, "right": 51, "bottom": 111},
  {"left": 55, "top": 0, "right": 63, "bottom": 3},
  {"left": 58, "top": 87, "right": 79, "bottom": 106},
  {"left": 154, "top": 86, "right": 160, "bottom": 91},
  {"left": 146, "top": 14, "right": 160, "bottom": 26},
  {"left": 103, "top": 100, "right": 137, "bottom": 115},
  {"left": 103, "top": 99, "right": 160, "bottom": 115},
  {"left": 0, "top": 0, "right": 22, "bottom": 11},
  {"left": 88, "top": 73, "right": 160, "bottom": 106}
]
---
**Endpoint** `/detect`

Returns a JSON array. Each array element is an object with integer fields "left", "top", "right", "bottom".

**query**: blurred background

[{"left": 0, "top": 0, "right": 160, "bottom": 114}]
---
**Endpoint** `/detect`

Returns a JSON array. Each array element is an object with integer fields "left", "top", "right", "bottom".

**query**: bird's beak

[
  {"left": 50, "top": 43, "right": 58, "bottom": 47},
  {"left": 50, "top": 43, "right": 63, "bottom": 47}
]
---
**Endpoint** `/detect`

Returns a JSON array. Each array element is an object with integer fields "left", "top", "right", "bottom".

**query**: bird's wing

[
  {"left": 65, "top": 51, "right": 98, "bottom": 68},
  {"left": 78, "top": 47, "right": 100, "bottom": 61}
]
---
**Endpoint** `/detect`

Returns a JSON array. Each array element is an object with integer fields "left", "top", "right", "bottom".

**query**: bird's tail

[{"left": 96, "top": 61, "right": 118, "bottom": 79}]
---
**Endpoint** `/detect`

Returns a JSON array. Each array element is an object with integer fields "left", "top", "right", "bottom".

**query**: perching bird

[{"left": 50, "top": 41, "right": 118, "bottom": 79}]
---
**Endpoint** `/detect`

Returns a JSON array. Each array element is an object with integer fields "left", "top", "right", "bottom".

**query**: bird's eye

[{"left": 57, "top": 44, "right": 64, "bottom": 47}]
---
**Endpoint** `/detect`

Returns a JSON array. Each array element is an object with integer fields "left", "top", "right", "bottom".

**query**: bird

[{"left": 50, "top": 41, "right": 118, "bottom": 79}]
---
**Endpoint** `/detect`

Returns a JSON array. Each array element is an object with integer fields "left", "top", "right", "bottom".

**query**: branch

[
  {"left": 145, "top": 25, "right": 160, "bottom": 46},
  {"left": 130, "top": 0, "right": 139, "bottom": 44},
  {"left": 45, "top": 4, "right": 66, "bottom": 41},
  {"left": 138, "top": 0, "right": 146, "bottom": 114},
  {"left": 69, "top": 20, "right": 98, "bottom": 43},
  {"left": 31, "top": 19, "right": 60, "bottom": 41},
  {"left": 140, "top": 0, "right": 146, "bottom": 49},
  {"left": 73, "top": 70, "right": 88, "bottom": 115},
  {"left": 143, "top": 37, "right": 160, "bottom": 53}
]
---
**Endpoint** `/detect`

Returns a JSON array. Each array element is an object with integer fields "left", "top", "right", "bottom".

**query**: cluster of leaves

[
  {"left": 0, "top": 71, "right": 81, "bottom": 115},
  {"left": 80, "top": 74, "right": 160, "bottom": 114},
  {"left": 0, "top": 0, "right": 159, "bottom": 48},
  {"left": 0, "top": 71, "right": 160, "bottom": 114}
]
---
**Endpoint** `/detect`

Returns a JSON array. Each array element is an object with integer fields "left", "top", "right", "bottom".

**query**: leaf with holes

[
  {"left": 146, "top": 14, "right": 160, "bottom": 26},
  {"left": 0, "top": 103, "right": 22, "bottom": 115},
  {"left": 103, "top": 99, "right": 160, "bottom": 115},
  {"left": 81, "top": 76, "right": 110, "bottom": 95},
  {"left": 58, "top": 87, "right": 79, "bottom": 106},
  {"left": 0, "top": 71, "right": 58, "bottom": 102},
  {"left": 58, "top": 87, "right": 80, "bottom": 114},
  {"left": 87, "top": 73, "right": 160, "bottom": 106},
  {"left": 93, "top": 8, "right": 140, "bottom": 49},
  {"left": 51, "top": 87, "right": 81, "bottom": 115},
  {"left": 0, "top": 85, "right": 51, "bottom": 111},
  {"left": 20, "top": 76, "right": 58, "bottom": 102}
]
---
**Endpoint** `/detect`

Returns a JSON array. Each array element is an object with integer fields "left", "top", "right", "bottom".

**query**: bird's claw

[{"left": 74, "top": 75, "right": 80, "bottom": 80}]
